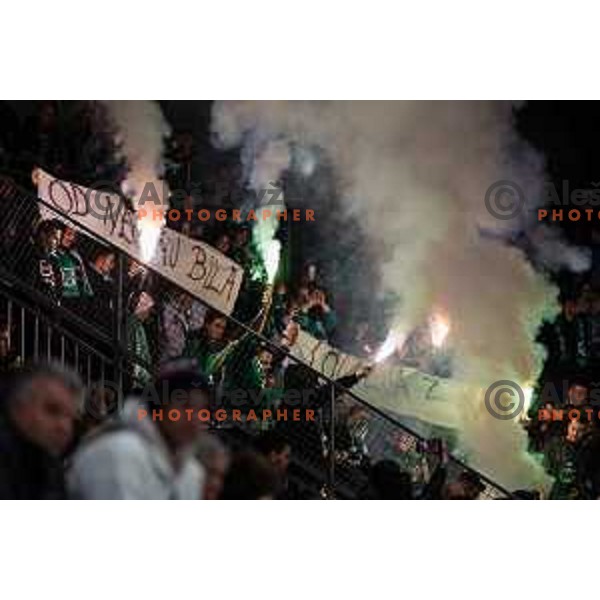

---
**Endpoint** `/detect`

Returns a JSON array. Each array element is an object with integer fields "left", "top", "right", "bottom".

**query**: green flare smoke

[{"left": 211, "top": 101, "right": 590, "bottom": 491}]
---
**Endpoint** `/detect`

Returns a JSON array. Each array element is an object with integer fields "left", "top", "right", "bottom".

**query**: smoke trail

[
  {"left": 248, "top": 138, "right": 289, "bottom": 281},
  {"left": 214, "top": 128, "right": 289, "bottom": 282},
  {"left": 211, "top": 101, "right": 589, "bottom": 490},
  {"left": 103, "top": 101, "right": 170, "bottom": 262}
]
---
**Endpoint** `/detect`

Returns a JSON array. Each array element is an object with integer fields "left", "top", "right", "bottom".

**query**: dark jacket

[{"left": 0, "top": 416, "right": 67, "bottom": 499}]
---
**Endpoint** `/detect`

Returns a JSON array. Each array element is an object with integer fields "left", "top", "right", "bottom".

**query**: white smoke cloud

[
  {"left": 211, "top": 101, "right": 588, "bottom": 491},
  {"left": 103, "top": 101, "right": 170, "bottom": 261}
]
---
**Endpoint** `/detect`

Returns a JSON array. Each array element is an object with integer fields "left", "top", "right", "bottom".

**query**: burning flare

[
  {"left": 430, "top": 313, "right": 450, "bottom": 348},
  {"left": 137, "top": 217, "right": 163, "bottom": 263},
  {"left": 374, "top": 329, "right": 405, "bottom": 364},
  {"left": 264, "top": 239, "right": 281, "bottom": 284}
]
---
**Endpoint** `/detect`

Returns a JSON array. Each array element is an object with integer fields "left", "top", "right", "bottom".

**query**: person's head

[
  {"left": 174, "top": 290, "right": 193, "bottom": 313},
  {"left": 445, "top": 471, "right": 485, "bottom": 500},
  {"left": 257, "top": 346, "right": 273, "bottom": 372},
  {"left": 93, "top": 249, "right": 116, "bottom": 276},
  {"left": 566, "top": 412, "right": 596, "bottom": 444},
  {"left": 151, "top": 366, "right": 213, "bottom": 450},
  {"left": 130, "top": 291, "right": 155, "bottom": 321},
  {"left": 204, "top": 312, "right": 227, "bottom": 342},
  {"left": 567, "top": 379, "right": 589, "bottom": 407},
  {"left": 233, "top": 227, "right": 250, "bottom": 248},
  {"left": 127, "top": 258, "right": 146, "bottom": 279},
  {"left": 305, "top": 262, "right": 318, "bottom": 282},
  {"left": 173, "top": 131, "right": 194, "bottom": 161},
  {"left": 37, "top": 220, "right": 61, "bottom": 253},
  {"left": 214, "top": 234, "right": 231, "bottom": 255},
  {"left": 563, "top": 299, "right": 577, "bottom": 321},
  {"left": 255, "top": 431, "right": 291, "bottom": 476},
  {"left": 60, "top": 226, "right": 77, "bottom": 250},
  {"left": 286, "top": 296, "right": 300, "bottom": 314},
  {"left": 5, "top": 363, "right": 83, "bottom": 456},
  {"left": 281, "top": 320, "right": 299, "bottom": 348},
  {"left": 220, "top": 451, "right": 279, "bottom": 499},
  {"left": 296, "top": 285, "right": 311, "bottom": 307},
  {"left": 348, "top": 404, "right": 370, "bottom": 424},
  {"left": 38, "top": 101, "right": 57, "bottom": 130},
  {"left": 195, "top": 434, "right": 231, "bottom": 500}
]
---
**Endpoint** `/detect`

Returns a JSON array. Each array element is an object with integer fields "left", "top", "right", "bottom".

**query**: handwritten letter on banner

[{"left": 36, "top": 169, "right": 243, "bottom": 315}]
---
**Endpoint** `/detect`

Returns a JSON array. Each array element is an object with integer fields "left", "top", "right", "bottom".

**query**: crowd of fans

[
  {"left": 4, "top": 100, "right": 598, "bottom": 500},
  {"left": 525, "top": 286, "right": 600, "bottom": 499}
]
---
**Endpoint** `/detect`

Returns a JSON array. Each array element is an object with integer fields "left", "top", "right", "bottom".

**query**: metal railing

[{"left": 0, "top": 172, "right": 510, "bottom": 499}]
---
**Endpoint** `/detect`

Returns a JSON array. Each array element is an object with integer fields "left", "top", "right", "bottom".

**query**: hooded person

[{"left": 67, "top": 364, "right": 211, "bottom": 499}]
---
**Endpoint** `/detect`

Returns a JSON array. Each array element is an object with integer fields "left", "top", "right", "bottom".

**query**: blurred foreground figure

[
  {"left": 0, "top": 364, "right": 82, "bottom": 499},
  {"left": 195, "top": 434, "right": 230, "bottom": 500},
  {"left": 68, "top": 365, "right": 210, "bottom": 499}
]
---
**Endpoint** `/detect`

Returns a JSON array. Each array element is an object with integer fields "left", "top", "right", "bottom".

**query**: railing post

[
  {"left": 115, "top": 252, "right": 126, "bottom": 394},
  {"left": 327, "top": 381, "right": 336, "bottom": 498}
]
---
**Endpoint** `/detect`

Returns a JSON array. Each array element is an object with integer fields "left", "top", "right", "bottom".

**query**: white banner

[
  {"left": 35, "top": 169, "right": 244, "bottom": 315},
  {"left": 289, "top": 328, "right": 365, "bottom": 379},
  {"left": 288, "top": 327, "right": 453, "bottom": 422}
]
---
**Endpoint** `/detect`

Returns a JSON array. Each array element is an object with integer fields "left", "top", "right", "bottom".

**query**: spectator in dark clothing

[
  {"left": 159, "top": 290, "right": 193, "bottom": 364},
  {"left": 55, "top": 224, "right": 93, "bottom": 301},
  {"left": 88, "top": 249, "right": 116, "bottom": 290},
  {"left": 183, "top": 311, "right": 228, "bottom": 376},
  {"left": 294, "top": 286, "right": 337, "bottom": 341},
  {"left": 30, "top": 219, "right": 63, "bottom": 301},
  {"left": 0, "top": 363, "right": 83, "bottom": 499},
  {"left": 87, "top": 248, "right": 116, "bottom": 326},
  {"left": 213, "top": 233, "right": 232, "bottom": 256},
  {"left": 335, "top": 403, "right": 371, "bottom": 467}
]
